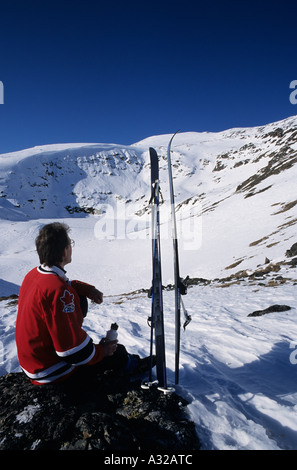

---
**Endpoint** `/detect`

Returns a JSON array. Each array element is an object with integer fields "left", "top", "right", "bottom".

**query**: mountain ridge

[{"left": 1, "top": 114, "right": 297, "bottom": 290}]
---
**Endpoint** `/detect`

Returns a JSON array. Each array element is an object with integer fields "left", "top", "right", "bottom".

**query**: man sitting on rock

[{"left": 15, "top": 222, "right": 152, "bottom": 385}]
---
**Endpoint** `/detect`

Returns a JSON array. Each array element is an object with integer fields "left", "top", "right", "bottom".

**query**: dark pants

[
  {"left": 88, "top": 343, "right": 129, "bottom": 374},
  {"left": 61, "top": 343, "right": 129, "bottom": 388}
]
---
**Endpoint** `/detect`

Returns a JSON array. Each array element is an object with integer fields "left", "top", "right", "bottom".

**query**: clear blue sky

[{"left": 0, "top": 0, "right": 297, "bottom": 154}]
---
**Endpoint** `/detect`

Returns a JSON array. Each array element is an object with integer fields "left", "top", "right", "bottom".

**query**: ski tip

[
  {"left": 172, "top": 129, "right": 181, "bottom": 138},
  {"left": 168, "top": 130, "right": 181, "bottom": 149}
]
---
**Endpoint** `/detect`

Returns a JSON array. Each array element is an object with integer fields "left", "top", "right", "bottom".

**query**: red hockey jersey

[{"left": 15, "top": 265, "right": 104, "bottom": 385}]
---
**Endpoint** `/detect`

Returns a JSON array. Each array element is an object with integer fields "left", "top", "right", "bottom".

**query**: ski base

[
  {"left": 141, "top": 379, "right": 159, "bottom": 390},
  {"left": 141, "top": 379, "right": 175, "bottom": 395}
]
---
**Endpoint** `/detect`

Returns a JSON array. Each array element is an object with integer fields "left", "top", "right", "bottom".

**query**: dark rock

[
  {"left": 264, "top": 127, "right": 284, "bottom": 139},
  {"left": 286, "top": 243, "right": 297, "bottom": 258},
  {"left": 248, "top": 304, "right": 291, "bottom": 317},
  {"left": 0, "top": 372, "right": 200, "bottom": 451},
  {"left": 288, "top": 257, "right": 297, "bottom": 267}
]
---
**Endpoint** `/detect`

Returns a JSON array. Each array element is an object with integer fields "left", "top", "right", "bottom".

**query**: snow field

[{"left": 3, "top": 280, "right": 297, "bottom": 449}]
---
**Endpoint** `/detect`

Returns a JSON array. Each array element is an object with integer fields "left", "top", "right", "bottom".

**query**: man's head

[{"left": 35, "top": 222, "right": 72, "bottom": 267}]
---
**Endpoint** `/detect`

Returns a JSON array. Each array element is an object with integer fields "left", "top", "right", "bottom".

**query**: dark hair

[{"left": 35, "top": 222, "right": 70, "bottom": 266}]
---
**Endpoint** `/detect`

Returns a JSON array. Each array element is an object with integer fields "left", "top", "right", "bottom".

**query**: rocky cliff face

[{"left": 0, "top": 372, "right": 200, "bottom": 451}]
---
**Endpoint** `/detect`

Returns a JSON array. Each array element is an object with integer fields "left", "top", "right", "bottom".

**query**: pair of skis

[{"left": 144, "top": 132, "right": 190, "bottom": 391}]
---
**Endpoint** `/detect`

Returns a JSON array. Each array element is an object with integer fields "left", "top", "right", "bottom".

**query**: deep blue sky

[{"left": 0, "top": 0, "right": 297, "bottom": 154}]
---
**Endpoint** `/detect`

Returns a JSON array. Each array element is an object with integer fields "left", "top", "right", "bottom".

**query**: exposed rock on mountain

[
  {"left": 248, "top": 304, "right": 291, "bottom": 317},
  {"left": 0, "top": 372, "right": 200, "bottom": 451}
]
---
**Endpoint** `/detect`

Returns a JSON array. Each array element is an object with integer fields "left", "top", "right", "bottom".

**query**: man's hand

[{"left": 90, "top": 288, "right": 103, "bottom": 304}]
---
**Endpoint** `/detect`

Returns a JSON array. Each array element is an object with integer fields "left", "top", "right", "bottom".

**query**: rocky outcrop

[
  {"left": 286, "top": 242, "right": 297, "bottom": 258},
  {"left": 0, "top": 372, "right": 200, "bottom": 451},
  {"left": 248, "top": 304, "right": 291, "bottom": 317}
]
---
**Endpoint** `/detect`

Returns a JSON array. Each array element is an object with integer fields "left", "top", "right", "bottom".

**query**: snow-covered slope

[
  {"left": 1, "top": 115, "right": 297, "bottom": 292},
  {"left": 1, "top": 116, "right": 297, "bottom": 450}
]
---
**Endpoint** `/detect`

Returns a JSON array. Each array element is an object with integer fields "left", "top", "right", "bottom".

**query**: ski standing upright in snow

[
  {"left": 167, "top": 131, "right": 191, "bottom": 385},
  {"left": 145, "top": 147, "right": 167, "bottom": 391}
]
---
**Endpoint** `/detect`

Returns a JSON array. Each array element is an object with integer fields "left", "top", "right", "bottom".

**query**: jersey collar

[{"left": 38, "top": 264, "right": 69, "bottom": 282}]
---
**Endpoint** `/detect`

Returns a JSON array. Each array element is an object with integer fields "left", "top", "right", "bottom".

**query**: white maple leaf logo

[{"left": 60, "top": 290, "right": 75, "bottom": 313}]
